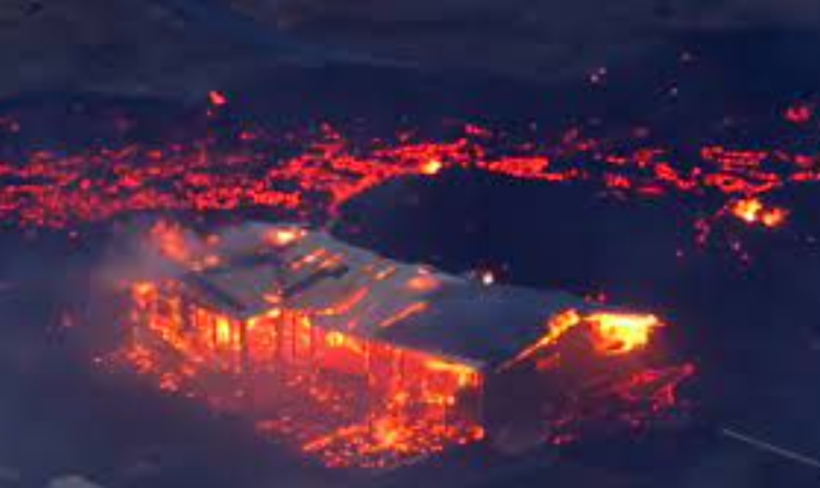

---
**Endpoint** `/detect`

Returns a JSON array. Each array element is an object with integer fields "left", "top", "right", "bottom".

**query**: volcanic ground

[{"left": 2, "top": 28, "right": 820, "bottom": 488}]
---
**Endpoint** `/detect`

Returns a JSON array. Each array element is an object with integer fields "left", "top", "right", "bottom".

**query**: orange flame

[
  {"left": 116, "top": 226, "right": 692, "bottom": 469},
  {"left": 729, "top": 198, "right": 788, "bottom": 228},
  {"left": 149, "top": 220, "right": 192, "bottom": 264},
  {"left": 421, "top": 159, "right": 443, "bottom": 175},
  {"left": 267, "top": 227, "right": 305, "bottom": 246},
  {"left": 378, "top": 301, "right": 428, "bottom": 329},
  {"left": 586, "top": 312, "right": 663, "bottom": 356},
  {"left": 122, "top": 279, "right": 481, "bottom": 468},
  {"left": 500, "top": 309, "right": 663, "bottom": 370},
  {"left": 499, "top": 309, "right": 582, "bottom": 371},
  {"left": 405, "top": 274, "right": 439, "bottom": 292}
]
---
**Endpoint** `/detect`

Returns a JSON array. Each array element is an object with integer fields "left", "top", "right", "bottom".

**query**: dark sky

[{"left": 1, "top": 0, "right": 820, "bottom": 99}]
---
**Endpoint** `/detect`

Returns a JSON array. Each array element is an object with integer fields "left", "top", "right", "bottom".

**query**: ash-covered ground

[{"left": 2, "top": 18, "right": 820, "bottom": 488}]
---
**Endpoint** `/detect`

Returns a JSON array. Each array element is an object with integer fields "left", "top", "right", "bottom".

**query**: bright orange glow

[
  {"left": 425, "top": 358, "right": 480, "bottom": 388},
  {"left": 377, "top": 301, "right": 428, "bottom": 329},
  {"left": 315, "top": 287, "right": 369, "bottom": 316},
  {"left": 0, "top": 116, "right": 810, "bottom": 264},
  {"left": 215, "top": 317, "right": 233, "bottom": 347},
  {"left": 500, "top": 309, "right": 663, "bottom": 369},
  {"left": 405, "top": 274, "right": 439, "bottom": 292},
  {"left": 123, "top": 280, "right": 482, "bottom": 469},
  {"left": 586, "top": 312, "right": 663, "bottom": 356},
  {"left": 119, "top": 276, "right": 693, "bottom": 468},
  {"left": 289, "top": 248, "right": 326, "bottom": 271},
  {"left": 114, "top": 225, "right": 694, "bottom": 469},
  {"left": 373, "top": 266, "right": 397, "bottom": 281},
  {"left": 132, "top": 281, "right": 155, "bottom": 299},
  {"left": 761, "top": 209, "right": 788, "bottom": 228},
  {"left": 498, "top": 309, "right": 582, "bottom": 371},
  {"left": 149, "top": 220, "right": 191, "bottom": 264},
  {"left": 267, "top": 227, "right": 304, "bottom": 246},
  {"left": 325, "top": 331, "right": 346, "bottom": 347},
  {"left": 729, "top": 198, "right": 788, "bottom": 228},
  {"left": 421, "top": 159, "right": 443, "bottom": 175}
]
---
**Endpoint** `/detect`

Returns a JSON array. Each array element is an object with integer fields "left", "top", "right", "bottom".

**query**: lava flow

[{"left": 0, "top": 98, "right": 815, "bottom": 259}]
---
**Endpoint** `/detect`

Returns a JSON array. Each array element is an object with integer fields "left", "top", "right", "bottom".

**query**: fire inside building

[{"left": 121, "top": 221, "right": 695, "bottom": 469}]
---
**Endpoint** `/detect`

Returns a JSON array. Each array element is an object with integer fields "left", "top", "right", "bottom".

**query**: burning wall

[{"left": 129, "top": 281, "right": 484, "bottom": 468}]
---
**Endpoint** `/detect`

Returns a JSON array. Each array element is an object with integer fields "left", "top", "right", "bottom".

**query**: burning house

[{"left": 122, "top": 221, "right": 694, "bottom": 469}]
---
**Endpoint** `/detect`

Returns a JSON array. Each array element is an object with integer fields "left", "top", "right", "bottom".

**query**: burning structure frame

[{"left": 122, "top": 222, "right": 694, "bottom": 469}]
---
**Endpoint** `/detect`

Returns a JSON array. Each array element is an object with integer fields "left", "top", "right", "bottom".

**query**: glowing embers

[
  {"left": 499, "top": 309, "right": 583, "bottom": 371},
  {"left": 125, "top": 281, "right": 484, "bottom": 469},
  {"left": 545, "top": 363, "right": 696, "bottom": 446},
  {"left": 266, "top": 226, "right": 306, "bottom": 247},
  {"left": 377, "top": 301, "right": 428, "bottom": 329},
  {"left": 784, "top": 102, "right": 814, "bottom": 124},
  {"left": 289, "top": 345, "right": 485, "bottom": 468},
  {"left": 256, "top": 328, "right": 485, "bottom": 469},
  {"left": 147, "top": 220, "right": 221, "bottom": 270},
  {"left": 129, "top": 282, "right": 245, "bottom": 373},
  {"left": 0, "top": 114, "right": 814, "bottom": 250},
  {"left": 492, "top": 308, "right": 689, "bottom": 447},
  {"left": 149, "top": 220, "right": 192, "bottom": 264},
  {"left": 727, "top": 197, "right": 788, "bottom": 228},
  {"left": 404, "top": 273, "right": 440, "bottom": 292},
  {"left": 118, "top": 223, "right": 694, "bottom": 469}
]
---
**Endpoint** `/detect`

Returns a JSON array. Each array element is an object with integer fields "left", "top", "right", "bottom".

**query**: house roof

[{"left": 179, "top": 223, "right": 601, "bottom": 368}]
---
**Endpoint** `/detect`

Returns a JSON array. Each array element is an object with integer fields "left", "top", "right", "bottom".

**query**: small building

[{"left": 126, "top": 222, "right": 688, "bottom": 469}]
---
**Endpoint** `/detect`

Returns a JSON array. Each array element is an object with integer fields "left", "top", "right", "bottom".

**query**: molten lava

[{"left": 0, "top": 102, "right": 813, "bottom": 260}]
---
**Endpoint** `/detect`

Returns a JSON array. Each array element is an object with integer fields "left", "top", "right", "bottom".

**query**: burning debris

[{"left": 112, "top": 220, "right": 695, "bottom": 469}]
